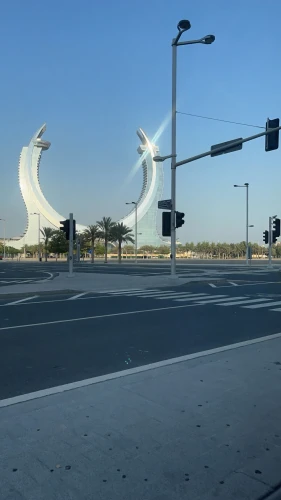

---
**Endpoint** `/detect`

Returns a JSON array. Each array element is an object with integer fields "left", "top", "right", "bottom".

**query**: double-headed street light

[
  {"left": 159, "top": 20, "right": 215, "bottom": 276},
  {"left": 125, "top": 201, "right": 138, "bottom": 263},
  {"left": 234, "top": 183, "right": 252, "bottom": 265},
  {"left": 30, "top": 212, "right": 41, "bottom": 262},
  {"left": 0, "top": 219, "right": 6, "bottom": 259}
]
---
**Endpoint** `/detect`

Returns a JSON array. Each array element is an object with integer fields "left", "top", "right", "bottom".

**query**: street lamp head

[
  {"left": 233, "top": 185, "right": 238, "bottom": 187},
  {"left": 201, "top": 34, "right": 215, "bottom": 44},
  {"left": 244, "top": 182, "right": 249, "bottom": 186},
  {"left": 177, "top": 20, "right": 191, "bottom": 32},
  {"left": 153, "top": 155, "right": 165, "bottom": 162}
]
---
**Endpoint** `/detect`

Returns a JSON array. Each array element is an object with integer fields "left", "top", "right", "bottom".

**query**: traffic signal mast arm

[{"left": 175, "top": 124, "right": 281, "bottom": 168}]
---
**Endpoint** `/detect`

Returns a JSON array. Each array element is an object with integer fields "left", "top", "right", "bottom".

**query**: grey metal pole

[
  {"left": 3, "top": 221, "right": 6, "bottom": 260},
  {"left": 135, "top": 203, "right": 138, "bottom": 263},
  {"left": 38, "top": 214, "right": 41, "bottom": 262},
  {"left": 171, "top": 41, "right": 177, "bottom": 276},
  {"left": 268, "top": 216, "right": 272, "bottom": 267},
  {"left": 69, "top": 213, "right": 74, "bottom": 276},
  {"left": 246, "top": 183, "right": 249, "bottom": 265}
]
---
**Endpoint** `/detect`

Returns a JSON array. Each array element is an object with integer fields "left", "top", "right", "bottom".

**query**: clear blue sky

[{"left": 1, "top": 0, "right": 280, "bottom": 245}]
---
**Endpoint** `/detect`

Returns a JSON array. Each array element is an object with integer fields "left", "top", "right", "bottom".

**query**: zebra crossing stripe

[
  {"left": 219, "top": 298, "right": 272, "bottom": 307},
  {"left": 137, "top": 292, "right": 192, "bottom": 298},
  {"left": 126, "top": 290, "right": 174, "bottom": 296},
  {"left": 174, "top": 294, "right": 213, "bottom": 302},
  {"left": 243, "top": 300, "right": 281, "bottom": 309},
  {"left": 196, "top": 296, "right": 241, "bottom": 304}
]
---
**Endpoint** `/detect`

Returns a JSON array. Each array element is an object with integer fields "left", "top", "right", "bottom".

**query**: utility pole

[{"left": 69, "top": 213, "right": 74, "bottom": 277}]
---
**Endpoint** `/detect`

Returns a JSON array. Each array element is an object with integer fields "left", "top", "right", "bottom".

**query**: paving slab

[{"left": 1, "top": 335, "right": 281, "bottom": 499}]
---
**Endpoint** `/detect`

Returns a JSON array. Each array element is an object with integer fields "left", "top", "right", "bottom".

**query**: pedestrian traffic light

[
  {"left": 162, "top": 212, "right": 171, "bottom": 237},
  {"left": 273, "top": 218, "right": 280, "bottom": 238},
  {"left": 175, "top": 211, "right": 185, "bottom": 229},
  {"left": 263, "top": 230, "right": 268, "bottom": 244},
  {"left": 60, "top": 219, "right": 70, "bottom": 240},
  {"left": 265, "top": 118, "right": 279, "bottom": 152}
]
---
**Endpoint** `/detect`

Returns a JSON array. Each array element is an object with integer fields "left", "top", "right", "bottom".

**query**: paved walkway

[{"left": 1, "top": 335, "right": 281, "bottom": 499}]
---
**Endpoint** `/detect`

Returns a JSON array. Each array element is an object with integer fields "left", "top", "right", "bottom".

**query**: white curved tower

[{"left": 12, "top": 124, "right": 166, "bottom": 248}]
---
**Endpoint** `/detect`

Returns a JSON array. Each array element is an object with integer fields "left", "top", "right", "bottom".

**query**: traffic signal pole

[
  {"left": 69, "top": 212, "right": 74, "bottom": 277},
  {"left": 268, "top": 216, "right": 272, "bottom": 268}
]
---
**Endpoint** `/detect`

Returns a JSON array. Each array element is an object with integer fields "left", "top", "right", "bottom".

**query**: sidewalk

[{"left": 1, "top": 336, "right": 281, "bottom": 499}]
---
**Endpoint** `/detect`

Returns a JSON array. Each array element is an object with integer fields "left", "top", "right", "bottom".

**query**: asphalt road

[
  {"left": 0, "top": 259, "right": 280, "bottom": 284},
  {"left": 1, "top": 278, "right": 281, "bottom": 400}
]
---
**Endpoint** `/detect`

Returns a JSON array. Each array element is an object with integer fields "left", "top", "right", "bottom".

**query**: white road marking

[
  {"left": 209, "top": 283, "right": 217, "bottom": 288},
  {"left": 174, "top": 293, "right": 211, "bottom": 302},
  {"left": 229, "top": 281, "right": 239, "bottom": 286},
  {"left": 2, "top": 330, "right": 281, "bottom": 408},
  {"left": 196, "top": 296, "right": 241, "bottom": 304},
  {"left": 99, "top": 288, "right": 144, "bottom": 294},
  {"left": 156, "top": 294, "right": 196, "bottom": 299},
  {"left": 68, "top": 292, "right": 88, "bottom": 300},
  {"left": 243, "top": 300, "right": 281, "bottom": 309},
  {"left": 136, "top": 291, "right": 191, "bottom": 298},
  {"left": 219, "top": 298, "right": 272, "bottom": 307},
  {"left": 0, "top": 302, "right": 202, "bottom": 331},
  {"left": 6, "top": 295, "right": 38, "bottom": 306}
]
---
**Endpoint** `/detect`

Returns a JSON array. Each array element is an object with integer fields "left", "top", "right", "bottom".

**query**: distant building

[{"left": 11, "top": 124, "right": 168, "bottom": 249}]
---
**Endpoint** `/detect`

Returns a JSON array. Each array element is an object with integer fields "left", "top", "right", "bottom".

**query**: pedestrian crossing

[{"left": 100, "top": 288, "right": 281, "bottom": 314}]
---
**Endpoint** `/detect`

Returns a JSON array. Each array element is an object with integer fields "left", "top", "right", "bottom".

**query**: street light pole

[
  {"left": 169, "top": 22, "right": 215, "bottom": 276},
  {"left": 171, "top": 41, "right": 177, "bottom": 276},
  {"left": 126, "top": 201, "right": 138, "bottom": 263},
  {"left": 245, "top": 183, "right": 249, "bottom": 265},
  {"left": 31, "top": 212, "right": 41, "bottom": 262},
  {"left": 234, "top": 183, "right": 250, "bottom": 265}
]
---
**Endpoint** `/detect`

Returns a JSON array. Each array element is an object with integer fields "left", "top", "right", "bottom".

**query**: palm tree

[
  {"left": 111, "top": 223, "right": 134, "bottom": 263},
  {"left": 40, "top": 227, "right": 55, "bottom": 262},
  {"left": 82, "top": 225, "right": 100, "bottom": 263},
  {"left": 97, "top": 217, "right": 116, "bottom": 263}
]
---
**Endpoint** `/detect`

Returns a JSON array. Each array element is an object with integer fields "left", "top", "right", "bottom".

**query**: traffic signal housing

[
  {"left": 162, "top": 212, "right": 171, "bottom": 237},
  {"left": 273, "top": 218, "right": 280, "bottom": 238},
  {"left": 60, "top": 219, "right": 70, "bottom": 240},
  {"left": 263, "top": 230, "right": 268, "bottom": 244},
  {"left": 265, "top": 118, "right": 279, "bottom": 152},
  {"left": 175, "top": 211, "right": 185, "bottom": 229}
]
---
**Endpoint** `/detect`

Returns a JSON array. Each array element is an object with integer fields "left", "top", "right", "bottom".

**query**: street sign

[
  {"left": 210, "top": 138, "right": 243, "bottom": 157},
  {"left": 158, "top": 199, "right": 172, "bottom": 210}
]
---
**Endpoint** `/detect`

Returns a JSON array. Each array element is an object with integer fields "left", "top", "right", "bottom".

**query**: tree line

[{"left": 2, "top": 228, "right": 281, "bottom": 260}]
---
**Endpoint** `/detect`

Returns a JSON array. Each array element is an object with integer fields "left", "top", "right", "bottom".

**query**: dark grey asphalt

[
  {"left": 1, "top": 281, "right": 281, "bottom": 400},
  {"left": 0, "top": 260, "right": 281, "bottom": 283}
]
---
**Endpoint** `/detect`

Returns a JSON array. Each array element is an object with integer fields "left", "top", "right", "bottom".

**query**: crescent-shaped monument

[{"left": 12, "top": 124, "right": 167, "bottom": 249}]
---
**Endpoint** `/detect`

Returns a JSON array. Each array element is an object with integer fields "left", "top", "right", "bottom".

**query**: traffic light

[
  {"left": 175, "top": 211, "right": 185, "bottom": 229},
  {"left": 263, "top": 230, "right": 268, "bottom": 244},
  {"left": 60, "top": 219, "right": 70, "bottom": 240},
  {"left": 273, "top": 218, "right": 280, "bottom": 238},
  {"left": 265, "top": 118, "right": 279, "bottom": 152},
  {"left": 60, "top": 219, "right": 76, "bottom": 241},
  {"left": 73, "top": 220, "right": 76, "bottom": 240},
  {"left": 162, "top": 212, "right": 171, "bottom": 237}
]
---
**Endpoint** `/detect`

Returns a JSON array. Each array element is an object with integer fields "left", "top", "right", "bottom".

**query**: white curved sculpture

[{"left": 12, "top": 124, "right": 166, "bottom": 248}]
